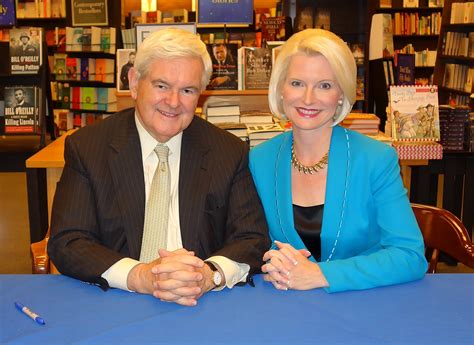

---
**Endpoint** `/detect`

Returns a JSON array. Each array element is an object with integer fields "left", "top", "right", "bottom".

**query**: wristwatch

[{"left": 205, "top": 261, "right": 223, "bottom": 288}]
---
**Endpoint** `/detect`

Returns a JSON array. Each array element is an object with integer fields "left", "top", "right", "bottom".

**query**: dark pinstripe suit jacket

[{"left": 48, "top": 108, "right": 270, "bottom": 289}]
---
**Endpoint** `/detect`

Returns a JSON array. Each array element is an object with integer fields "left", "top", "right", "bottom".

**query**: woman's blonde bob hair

[
  {"left": 268, "top": 29, "right": 357, "bottom": 125},
  {"left": 134, "top": 28, "right": 213, "bottom": 90}
]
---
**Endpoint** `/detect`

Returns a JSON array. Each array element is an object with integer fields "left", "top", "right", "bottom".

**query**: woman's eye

[
  {"left": 320, "top": 82, "right": 332, "bottom": 89},
  {"left": 290, "top": 80, "right": 302, "bottom": 87}
]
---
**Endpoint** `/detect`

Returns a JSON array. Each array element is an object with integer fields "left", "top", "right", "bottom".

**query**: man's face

[
  {"left": 129, "top": 57, "right": 203, "bottom": 143},
  {"left": 20, "top": 36, "right": 29, "bottom": 45},
  {"left": 129, "top": 54, "right": 136, "bottom": 64},
  {"left": 213, "top": 45, "right": 227, "bottom": 64},
  {"left": 15, "top": 90, "right": 24, "bottom": 103}
]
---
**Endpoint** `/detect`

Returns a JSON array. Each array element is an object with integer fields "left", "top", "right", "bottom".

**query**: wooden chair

[
  {"left": 412, "top": 203, "right": 474, "bottom": 273},
  {"left": 30, "top": 228, "right": 59, "bottom": 274}
]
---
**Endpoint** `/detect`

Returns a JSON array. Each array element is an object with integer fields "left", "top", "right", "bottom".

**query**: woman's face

[{"left": 281, "top": 54, "right": 342, "bottom": 135}]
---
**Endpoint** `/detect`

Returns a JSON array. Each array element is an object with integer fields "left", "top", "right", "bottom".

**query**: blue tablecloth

[{"left": 1, "top": 274, "right": 473, "bottom": 344}]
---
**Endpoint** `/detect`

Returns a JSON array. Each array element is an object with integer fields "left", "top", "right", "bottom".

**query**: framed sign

[
  {"left": 71, "top": 0, "right": 108, "bottom": 26},
  {"left": 135, "top": 23, "right": 196, "bottom": 49},
  {"left": 198, "top": 0, "right": 253, "bottom": 26}
]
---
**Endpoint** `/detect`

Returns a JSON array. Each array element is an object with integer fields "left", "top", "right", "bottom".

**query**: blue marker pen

[{"left": 14, "top": 302, "right": 45, "bottom": 325}]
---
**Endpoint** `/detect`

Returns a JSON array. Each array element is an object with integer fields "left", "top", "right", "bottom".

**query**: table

[{"left": 1, "top": 274, "right": 472, "bottom": 344}]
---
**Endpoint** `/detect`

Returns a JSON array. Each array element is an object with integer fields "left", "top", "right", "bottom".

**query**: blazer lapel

[
  {"left": 321, "top": 125, "right": 350, "bottom": 261},
  {"left": 108, "top": 112, "right": 145, "bottom": 259},
  {"left": 275, "top": 132, "right": 307, "bottom": 249},
  {"left": 179, "top": 118, "right": 210, "bottom": 250}
]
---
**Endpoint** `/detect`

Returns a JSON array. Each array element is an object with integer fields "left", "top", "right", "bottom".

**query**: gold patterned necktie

[{"left": 140, "top": 144, "right": 170, "bottom": 263}]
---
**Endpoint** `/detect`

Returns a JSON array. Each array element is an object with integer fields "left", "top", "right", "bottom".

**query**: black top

[{"left": 293, "top": 204, "right": 324, "bottom": 262}]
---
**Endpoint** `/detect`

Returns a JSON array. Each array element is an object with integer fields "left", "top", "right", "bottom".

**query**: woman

[{"left": 249, "top": 29, "right": 427, "bottom": 293}]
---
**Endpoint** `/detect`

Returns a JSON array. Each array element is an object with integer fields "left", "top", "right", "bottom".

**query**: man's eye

[{"left": 183, "top": 88, "right": 196, "bottom": 95}]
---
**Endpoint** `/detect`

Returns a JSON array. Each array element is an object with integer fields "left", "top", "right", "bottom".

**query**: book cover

[
  {"left": 0, "top": 0, "right": 16, "bottom": 26},
  {"left": 9, "top": 27, "right": 42, "bottom": 74},
  {"left": 369, "top": 13, "right": 394, "bottom": 60},
  {"left": 255, "top": 8, "right": 272, "bottom": 31},
  {"left": 379, "top": 0, "right": 392, "bottom": 8},
  {"left": 54, "top": 53, "right": 67, "bottom": 80},
  {"left": 246, "top": 123, "right": 285, "bottom": 140},
  {"left": 351, "top": 43, "right": 365, "bottom": 66},
  {"left": 198, "top": 0, "right": 253, "bottom": 25},
  {"left": 428, "top": 0, "right": 444, "bottom": 7},
  {"left": 261, "top": 16, "right": 290, "bottom": 43},
  {"left": 396, "top": 53, "right": 415, "bottom": 85},
  {"left": 117, "top": 49, "right": 135, "bottom": 92},
  {"left": 315, "top": 9, "right": 331, "bottom": 31},
  {"left": 4, "top": 85, "right": 39, "bottom": 133},
  {"left": 241, "top": 47, "right": 272, "bottom": 90},
  {"left": 206, "top": 43, "right": 238, "bottom": 90},
  {"left": 389, "top": 85, "right": 440, "bottom": 141},
  {"left": 295, "top": 6, "right": 314, "bottom": 32}
]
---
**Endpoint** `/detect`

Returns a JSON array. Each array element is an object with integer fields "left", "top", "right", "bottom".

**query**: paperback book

[{"left": 389, "top": 85, "right": 440, "bottom": 141}]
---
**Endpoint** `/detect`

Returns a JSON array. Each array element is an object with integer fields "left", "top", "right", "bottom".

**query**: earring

[{"left": 337, "top": 99, "right": 343, "bottom": 106}]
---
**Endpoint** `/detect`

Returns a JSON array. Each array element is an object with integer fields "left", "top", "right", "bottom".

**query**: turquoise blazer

[{"left": 249, "top": 126, "right": 427, "bottom": 292}]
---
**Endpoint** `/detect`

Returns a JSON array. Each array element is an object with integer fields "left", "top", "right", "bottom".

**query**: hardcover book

[
  {"left": 206, "top": 43, "right": 238, "bottom": 90},
  {"left": 261, "top": 16, "right": 291, "bottom": 43},
  {"left": 4, "top": 85, "right": 40, "bottom": 133},
  {"left": 9, "top": 27, "right": 42, "bottom": 74},
  {"left": 239, "top": 47, "right": 272, "bottom": 90},
  {"left": 389, "top": 85, "right": 440, "bottom": 141}
]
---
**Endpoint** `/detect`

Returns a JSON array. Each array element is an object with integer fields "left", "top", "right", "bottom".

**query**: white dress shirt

[{"left": 101, "top": 114, "right": 249, "bottom": 291}]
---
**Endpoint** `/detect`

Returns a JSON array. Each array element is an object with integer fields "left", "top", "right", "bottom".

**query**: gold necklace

[{"left": 291, "top": 144, "right": 329, "bottom": 175}]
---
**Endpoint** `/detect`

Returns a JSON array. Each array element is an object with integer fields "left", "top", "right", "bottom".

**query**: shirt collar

[{"left": 134, "top": 112, "right": 182, "bottom": 162}]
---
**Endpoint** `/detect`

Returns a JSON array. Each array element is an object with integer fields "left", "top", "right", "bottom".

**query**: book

[
  {"left": 261, "top": 16, "right": 291, "bottom": 43},
  {"left": 4, "top": 85, "right": 40, "bottom": 133},
  {"left": 207, "top": 104, "right": 240, "bottom": 117},
  {"left": 403, "top": 0, "right": 419, "bottom": 7},
  {"left": 351, "top": 43, "right": 365, "bottom": 66},
  {"left": 396, "top": 53, "right": 415, "bottom": 85},
  {"left": 9, "top": 27, "right": 42, "bottom": 74},
  {"left": 0, "top": 0, "right": 16, "bottom": 26},
  {"left": 379, "top": 0, "right": 392, "bottom": 8},
  {"left": 389, "top": 85, "right": 440, "bottom": 141},
  {"left": 428, "top": 0, "right": 444, "bottom": 7},
  {"left": 314, "top": 9, "right": 330, "bottom": 30},
  {"left": 295, "top": 6, "right": 314, "bottom": 32},
  {"left": 240, "top": 110, "right": 274, "bottom": 124},
  {"left": 246, "top": 123, "right": 285, "bottom": 147},
  {"left": 216, "top": 122, "right": 248, "bottom": 139},
  {"left": 255, "top": 8, "right": 272, "bottom": 31},
  {"left": 239, "top": 47, "right": 272, "bottom": 90},
  {"left": 206, "top": 43, "right": 238, "bottom": 90}
]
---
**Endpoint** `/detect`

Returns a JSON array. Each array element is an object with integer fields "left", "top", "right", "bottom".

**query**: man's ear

[{"left": 128, "top": 67, "right": 138, "bottom": 100}]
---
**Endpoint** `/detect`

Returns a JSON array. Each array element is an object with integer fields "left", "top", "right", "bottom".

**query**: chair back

[
  {"left": 411, "top": 203, "right": 474, "bottom": 273},
  {"left": 30, "top": 228, "right": 59, "bottom": 274}
]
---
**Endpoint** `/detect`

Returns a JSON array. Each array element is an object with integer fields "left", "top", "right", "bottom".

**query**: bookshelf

[
  {"left": 433, "top": 0, "right": 474, "bottom": 107},
  {"left": 373, "top": 0, "right": 443, "bottom": 84}
]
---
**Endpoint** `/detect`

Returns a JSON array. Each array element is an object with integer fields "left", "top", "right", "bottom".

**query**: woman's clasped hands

[{"left": 262, "top": 240, "right": 329, "bottom": 291}]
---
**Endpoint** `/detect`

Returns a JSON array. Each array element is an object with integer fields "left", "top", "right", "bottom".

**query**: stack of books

[
  {"left": 246, "top": 123, "right": 285, "bottom": 148},
  {"left": 341, "top": 113, "right": 380, "bottom": 135},
  {"left": 439, "top": 105, "right": 470, "bottom": 151},
  {"left": 206, "top": 104, "right": 240, "bottom": 125}
]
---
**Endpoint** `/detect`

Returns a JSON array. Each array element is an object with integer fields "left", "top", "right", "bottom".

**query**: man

[
  {"left": 208, "top": 43, "right": 237, "bottom": 90},
  {"left": 13, "top": 88, "right": 32, "bottom": 108},
  {"left": 120, "top": 51, "right": 136, "bottom": 90},
  {"left": 48, "top": 29, "right": 270, "bottom": 306},
  {"left": 16, "top": 32, "right": 37, "bottom": 56}
]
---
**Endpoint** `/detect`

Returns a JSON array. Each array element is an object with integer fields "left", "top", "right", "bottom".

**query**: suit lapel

[
  {"left": 321, "top": 125, "right": 350, "bottom": 261},
  {"left": 108, "top": 111, "right": 145, "bottom": 259},
  {"left": 179, "top": 118, "right": 210, "bottom": 250}
]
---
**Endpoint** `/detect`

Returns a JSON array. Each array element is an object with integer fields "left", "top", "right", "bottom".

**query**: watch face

[{"left": 213, "top": 271, "right": 222, "bottom": 286}]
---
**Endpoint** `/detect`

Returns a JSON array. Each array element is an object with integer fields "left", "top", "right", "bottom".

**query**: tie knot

[{"left": 154, "top": 144, "right": 169, "bottom": 162}]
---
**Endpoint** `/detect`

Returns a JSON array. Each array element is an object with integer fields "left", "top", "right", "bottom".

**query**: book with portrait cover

[
  {"left": 206, "top": 43, "right": 238, "bottom": 91},
  {"left": 9, "top": 27, "right": 42, "bottom": 74},
  {"left": 261, "top": 16, "right": 292, "bottom": 44},
  {"left": 4, "top": 85, "right": 40, "bottom": 133},
  {"left": 389, "top": 85, "right": 440, "bottom": 141},
  {"left": 239, "top": 47, "right": 272, "bottom": 90}
]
